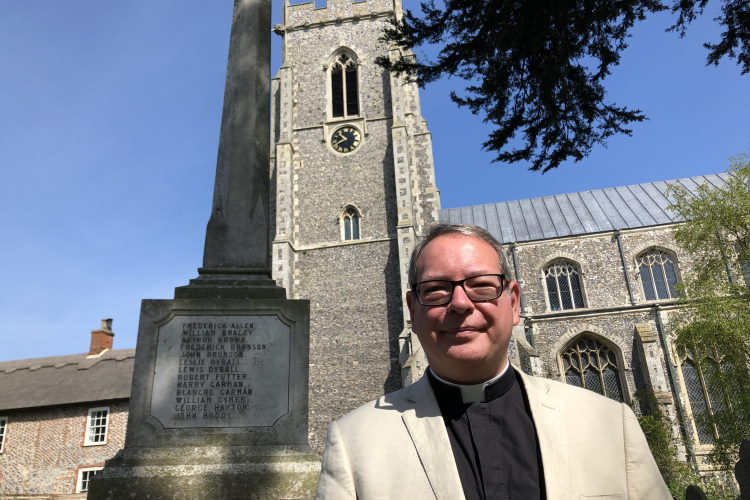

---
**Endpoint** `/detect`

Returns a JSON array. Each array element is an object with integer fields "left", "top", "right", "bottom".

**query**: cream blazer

[{"left": 316, "top": 370, "right": 671, "bottom": 500}]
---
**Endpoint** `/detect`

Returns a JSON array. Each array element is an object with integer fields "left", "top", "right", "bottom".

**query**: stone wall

[
  {"left": 509, "top": 225, "right": 687, "bottom": 393},
  {"left": 0, "top": 401, "right": 128, "bottom": 497},
  {"left": 284, "top": 0, "right": 397, "bottom": 28},
  {"left": 506, "top": 223, "right": 715, "bottom": 464},
  {"left": 291, "top": 121, "right": 396, "bottom": 246},
  {"left": 295, "top": 240, "right": 402, "bottom": 450},
  {"left": 271, "top": 0, "right": 440, "bottom": 452}
]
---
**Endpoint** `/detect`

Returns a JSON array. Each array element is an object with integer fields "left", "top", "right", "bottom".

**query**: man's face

[{"left": 406, "top": 234, "right": 520, "bottom": 384}]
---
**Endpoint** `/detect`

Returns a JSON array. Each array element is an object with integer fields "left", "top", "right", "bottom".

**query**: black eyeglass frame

[{"left": 411, "top": 273, "right": 507, "bottom": 306}]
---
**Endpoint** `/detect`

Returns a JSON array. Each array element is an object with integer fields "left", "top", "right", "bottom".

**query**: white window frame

[
  {"left": 83, "top": 407, "right": 110, "bottom": 446},
  {"left": 76, "top": 466, "right": 104, "bottom": 493},
  {"left": 0, "top": 416, "right": 7, "bottom": 453}
]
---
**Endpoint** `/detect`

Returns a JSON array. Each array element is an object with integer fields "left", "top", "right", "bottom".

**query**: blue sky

[{"left": 0, "top": 1, "right": 747, "bottom": 361}]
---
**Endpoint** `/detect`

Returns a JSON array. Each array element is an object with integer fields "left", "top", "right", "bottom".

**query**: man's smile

[{"left": 439, "top": 326, "right": 484, "bottom": 335}]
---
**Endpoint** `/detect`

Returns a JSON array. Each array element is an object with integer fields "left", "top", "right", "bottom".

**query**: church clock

[{"left": 330, "top": 125, "right": 361, "bottom": 153}]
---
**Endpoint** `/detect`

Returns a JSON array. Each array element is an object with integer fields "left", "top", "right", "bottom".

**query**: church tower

[{"left": 270, "top": 0, "right": 439, "bottom": 450}]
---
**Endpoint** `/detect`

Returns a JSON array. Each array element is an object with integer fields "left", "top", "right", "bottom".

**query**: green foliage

[
  {"left": 639, "top": 407, "right": 736, "bottom": 499},
  {"left": 667, "top": 154, "right": 750, "bottom": 470},
  {"left": 378, "top": 2, "right": 750, "bottom": 172},
  {"left": 669, "top": 154, "right": 750, "bottom": 298}
]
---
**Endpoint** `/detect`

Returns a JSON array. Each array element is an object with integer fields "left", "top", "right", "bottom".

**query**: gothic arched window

[
  {"left": 679, "top": 349, "right": 746, "bottom": 445},
  {"left": 741, "top": 258, "right": 750, "bottom": 288},
  {"left": 341, "top": 206, "right": 361, "bottom": 241},
  {"left": 330, "top": 51, "right": 359, "bottom": 118},
  {"left": 561, "top": 335, "right": 624, "bottom": 402},
  {"left": 732, "top": 240, "right": 750, "bottom": 288},
  {"left": 637, "top": 249, "right": 679, "bottom": 300},
  {"left": 544, "top": 259, "right": 584, "bottom": 311}
]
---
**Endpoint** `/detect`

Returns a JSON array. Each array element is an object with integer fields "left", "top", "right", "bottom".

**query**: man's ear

[
  {"left": 406, "top": 290, "right": 415, "bottom": 322},
  {"left": 508, "top": 280, "right": 521, "bottom": 326}
]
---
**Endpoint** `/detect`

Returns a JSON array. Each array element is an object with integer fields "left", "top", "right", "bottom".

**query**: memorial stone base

[
  {"left": 89, "top": 290, "right": 318, "bottom": 499},
  {"left": 89, "top": 445, "right": 319, "bottom": 499}
]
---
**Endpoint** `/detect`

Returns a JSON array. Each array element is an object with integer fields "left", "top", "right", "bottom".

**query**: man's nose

[{"left": 447, "top": 282, "right": 474, "bottom": 313}]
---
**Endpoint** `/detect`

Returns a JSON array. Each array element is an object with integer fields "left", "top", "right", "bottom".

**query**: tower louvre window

[
  {"left": 345, "top": 64, "right": 358, "bottom": 116},
  {"left": 331, "top": 65, "right": 344, "bottom": 117},
  {"left": 330, "top": 52, "right": 359, "bottom": 118}
]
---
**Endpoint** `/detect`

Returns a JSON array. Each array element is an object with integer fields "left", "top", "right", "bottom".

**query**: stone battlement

[{"left": 284, "top": 0, "right": 398, "bottom": 28}]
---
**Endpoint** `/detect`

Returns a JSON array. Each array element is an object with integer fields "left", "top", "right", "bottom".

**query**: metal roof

[
  {"left": 439, "top": 173, "right": 732, "bottom": 244},
  {"left": 0, "top": 349, "right": 135, "bottom": 411}
]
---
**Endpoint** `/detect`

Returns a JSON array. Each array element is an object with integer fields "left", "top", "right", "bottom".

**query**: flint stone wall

[{"left": 0, "top": 401, "right": 127, "bottom": 497}]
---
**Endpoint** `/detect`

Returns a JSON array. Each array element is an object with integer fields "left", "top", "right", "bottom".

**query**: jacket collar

[
  {"left": 401, "top": 375, "right": 465, "bottom": 500},
  {"left": 401, "top": 369, "right": 571, "bottom": 500},
  {"left": 516, "top": 370, "right": 571, "bottom": 500}
]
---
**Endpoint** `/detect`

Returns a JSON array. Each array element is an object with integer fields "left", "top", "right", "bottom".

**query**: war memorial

[{"left": 88, "top": 1, "right": 319, "bottom": 497}]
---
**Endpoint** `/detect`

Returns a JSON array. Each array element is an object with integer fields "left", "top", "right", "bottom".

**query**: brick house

[{"left": 0, "top": 320, "right": 133, "bottom": 498}]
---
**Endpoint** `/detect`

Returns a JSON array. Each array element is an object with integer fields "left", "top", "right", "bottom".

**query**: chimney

[{"left": 89, "top": 318, "right": 114, "bottom": 355}]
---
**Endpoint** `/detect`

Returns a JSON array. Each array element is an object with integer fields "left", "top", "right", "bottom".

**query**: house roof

[
  {"left": 0, "top": 349, "right": 135, "bottom": 411},
  {"left": 439, "top": 173, "right": 732, "bottom": 244}
]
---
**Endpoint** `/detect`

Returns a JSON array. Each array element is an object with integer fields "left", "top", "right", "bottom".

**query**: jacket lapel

[
  {"left": 518, "top": 371, "right": 570, "bottom": 500},
  {"left": 400, "top": 376, "right": 465, "bottom": 500}
]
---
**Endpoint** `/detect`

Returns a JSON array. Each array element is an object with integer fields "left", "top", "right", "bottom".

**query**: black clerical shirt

[{"left": 428, "top": 367, "right": 545, "bottom": 500}]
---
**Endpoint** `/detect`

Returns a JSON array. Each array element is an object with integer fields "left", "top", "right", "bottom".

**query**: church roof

[
  {"left": 439, "top": 173, "right": 732, "bottom": 244},
  {"left": 0, "top": 349, "right": 135, "bottom": 411}
]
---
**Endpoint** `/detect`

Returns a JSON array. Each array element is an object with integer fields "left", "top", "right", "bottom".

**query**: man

[{"left": 316, "top": 224, "right": 671, "bottom": 499}]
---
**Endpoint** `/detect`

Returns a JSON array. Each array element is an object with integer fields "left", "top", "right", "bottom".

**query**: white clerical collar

[{"left": 429, "top": 362, "right": 510, "bottom": 403}]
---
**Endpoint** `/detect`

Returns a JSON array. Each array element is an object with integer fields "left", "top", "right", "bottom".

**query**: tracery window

[
  {"left": 544, "top": 259, "right": 584, "bottom": 311},
  {"left": 637, "top": 249, "right": 679, "bottom": 300},
  {"left": 341, "top": 206, "right": 361, "bottom": 241},
  {"left": 561, "top": 336, "right": 624, "bottom": 402},
  {"left": 742, "top": 259, "right": 750, "bottom": 288},
  {"left": 330, "top": 51, "right": 359, "bottom": 118},
  {"left": 732, "top": 240, "right": 750, "bottom": 287},
  {"left": 679, "top": 349, "right": 745, "bottom": 445}
]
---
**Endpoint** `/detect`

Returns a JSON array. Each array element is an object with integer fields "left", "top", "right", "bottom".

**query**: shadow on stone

[
  {"left": 685, "top": 484, "right": 708, "bottom": 500},
  {"left": 737, "top": 439, "right": 750, "bottom": 500}
]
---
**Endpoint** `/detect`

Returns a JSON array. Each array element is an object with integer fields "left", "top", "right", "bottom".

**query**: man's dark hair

[{"left": 408, "top": 224, "right": 511, "bottom": 286}]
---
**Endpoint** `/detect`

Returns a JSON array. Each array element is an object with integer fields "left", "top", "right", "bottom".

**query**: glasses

[{"left": 412, "top": 274, "right": 506, "bottom": 306}]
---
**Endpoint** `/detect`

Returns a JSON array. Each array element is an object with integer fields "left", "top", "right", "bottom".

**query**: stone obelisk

[{"left": 89, "top": 1, "right": 319, "bottom": 498}]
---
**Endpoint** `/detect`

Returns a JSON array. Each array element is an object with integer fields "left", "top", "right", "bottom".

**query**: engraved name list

[
  {"left": 151, "top": 314, "right": 291, "bottom": 429},
  {"left": 175, "top": 321, "right": 259, "bottom": 422}
]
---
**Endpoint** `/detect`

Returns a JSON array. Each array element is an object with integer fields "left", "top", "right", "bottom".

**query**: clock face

[{"left": 331, "top": 126, "right": 361, "bottom": 153}]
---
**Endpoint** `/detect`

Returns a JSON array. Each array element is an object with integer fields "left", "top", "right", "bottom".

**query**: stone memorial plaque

[{"left": 150, "top": 314, "right": 290, "bottom": 428}]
